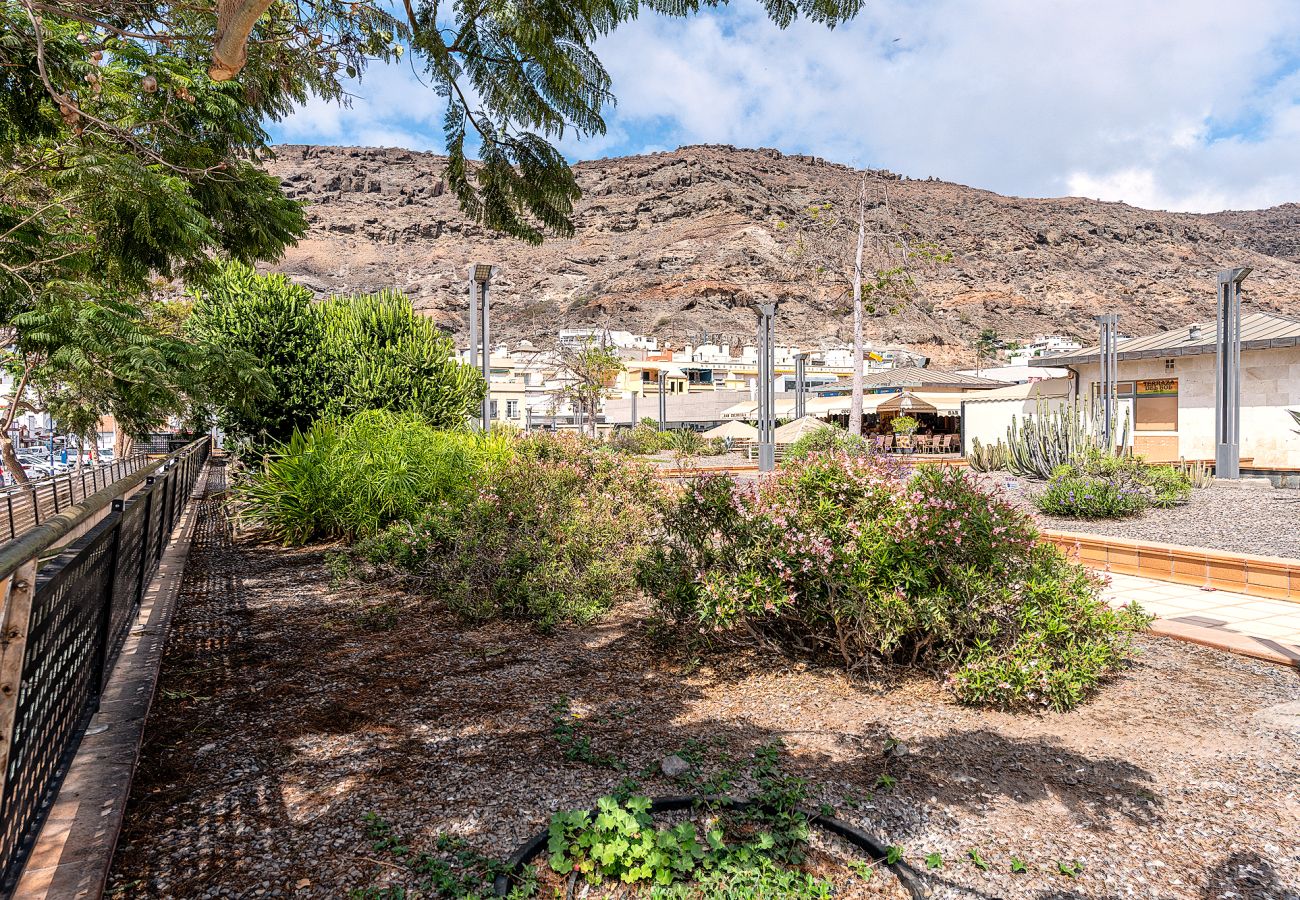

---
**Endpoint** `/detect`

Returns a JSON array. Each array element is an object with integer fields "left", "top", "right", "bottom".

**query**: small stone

[{"left": 660, "top": 754, "right": 690, "bottom": 777}]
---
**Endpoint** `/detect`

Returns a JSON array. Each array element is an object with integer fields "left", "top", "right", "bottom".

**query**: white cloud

[{"left": 269, "top": 0, "right": 1300, "bottom": 211}]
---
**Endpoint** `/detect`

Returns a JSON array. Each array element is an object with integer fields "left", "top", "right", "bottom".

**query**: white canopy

[
  {"left": 702, "top": 420, "right": 759, "bottom": 440},
  {"left": 774, "top": 415, "right": 837, "bottom": 443}
]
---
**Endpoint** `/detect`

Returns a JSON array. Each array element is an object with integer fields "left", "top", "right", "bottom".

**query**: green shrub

[
  {"left": 1033, "top": 449, "right": 1191, "bottom": 518},
  {"left": 356, "top": 434, "right": 659, "bottom": 627},
  {"left": 188, "top": 262, "right": 331, "bottom": 443},
  {"left": 609, "top": 423, "right": 669, "bottom": 455},
  {"left": 1034, "top": 472, "right": 1147, "bottom": 518},
  {"left": 640, "top": 455, "right": 1149, "bottom": 710},
  {"left": 890, "top": 415, "right": 919, "bottom": 436},
  {"left": 191, "top": 262, "right": 484, "bottom": 441},
  {"left": 236, "top": 409, "right": 510, "bottom": 544},
  {"left": 784, "top": 425, "right": 871, "bottom": 462}
]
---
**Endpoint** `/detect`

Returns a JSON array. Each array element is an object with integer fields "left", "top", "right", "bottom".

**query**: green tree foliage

[
  {"left": 5, "top": 0, "right": 864, "bottom": 248},
  {"left": 319, "top": 290, "right": 484, "bottom": 428},
  {"left": 187, "top": 263, "right": 330, "bottom": 442},
  {"left": 1, "top": 0, "right": 310, "bottom": 478},
  {"left": 190, "top": 263, "right": 483, "bottom": 441},
  {"left": 557, "top": 340, "right": 624, "bottom": 437},
  {"left": 0, "top": 3, "right": 308, "bottom": 310},
  {"left": 1, "top": 292, "right": 265, "bottom": 479}
]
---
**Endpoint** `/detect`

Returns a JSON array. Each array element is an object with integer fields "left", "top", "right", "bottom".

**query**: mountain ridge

[{"left": 261, "top": 143, "right": 1300, "bottom": 363}]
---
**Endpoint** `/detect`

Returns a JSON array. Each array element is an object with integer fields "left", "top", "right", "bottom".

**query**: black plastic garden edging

[{"left": 491, "top": 794, "right": 928, "bottom": 898}]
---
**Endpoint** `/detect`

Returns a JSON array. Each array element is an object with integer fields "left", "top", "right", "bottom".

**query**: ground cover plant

[
  {"left": 1033, "top": 449, "right": 1192, "bottom": 519},
  {"left": 354, "top": 433, "right": 660, "bottom": 627},
  {"left": 354, "top": 742, "right": 910, "bottom": 899},
  {"left": 640, "top": 454, "right": 1150, "bottom": 710}
]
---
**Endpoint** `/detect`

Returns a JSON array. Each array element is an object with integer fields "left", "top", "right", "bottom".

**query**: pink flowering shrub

[
  {"left": 357, "top": 433, "right": 659, "bottom": 628},
  {"left": 639, "top": 453, "right": 1150, "bottom": 710}
]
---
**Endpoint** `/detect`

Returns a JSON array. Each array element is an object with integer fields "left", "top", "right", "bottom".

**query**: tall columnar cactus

[{"left": 1004, "top": 400, "right": 1095, "bottom": 479}]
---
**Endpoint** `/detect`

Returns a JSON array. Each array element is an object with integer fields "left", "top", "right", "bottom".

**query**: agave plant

[{"left": 1290, "top": 408, "right": 1300, "bottom": 435}]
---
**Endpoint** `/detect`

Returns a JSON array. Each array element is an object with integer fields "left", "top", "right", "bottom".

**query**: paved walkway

[{"left": 1104, "top": 571, "right": 1300, "bottom": 667}]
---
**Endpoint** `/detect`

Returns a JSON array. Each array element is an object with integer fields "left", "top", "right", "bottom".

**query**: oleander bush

[
  {"left": 609, "top": 423, "right": 669, "bottom": 454},
  {"left": 356, "top": 432, "right": 660, "bottom": 627},
  {"left": 236, "top": 409, "right": 511, "bottom": 545},
  {"left": 639, "top": 454, "right": 1149, "bottom": 710},
  {"left": 1033, "top": 449, "right": 1192, "bottom": 518}
]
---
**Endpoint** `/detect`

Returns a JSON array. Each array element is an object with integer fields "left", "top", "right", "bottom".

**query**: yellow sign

[{"left": 1137, "top": 379, "right": 1177, "bottom": 394}]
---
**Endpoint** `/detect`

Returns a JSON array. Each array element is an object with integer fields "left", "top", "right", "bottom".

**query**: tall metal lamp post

[
  {"left": 469, "top": 264, "right": 497, "bottom": 432},
  {"left": 755, "top": 302, "right": 778, "bottom": 472},
  {"left": 657, "top": 370, "right": 668, "bottom": 431},
  {"left": 1096, "top": 313, "right": 1119, "bottom": 450},
  {"left": 1216, "top": 267, "right": 1251, "bottom": 479},
  {"left": 793, "top": 352, "right": 808, "bottom": 420}
]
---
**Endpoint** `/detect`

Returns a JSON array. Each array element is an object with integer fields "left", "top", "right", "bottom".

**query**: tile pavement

[{"left": 1103, "top": 571, "right": 1300, "bottom": 667}]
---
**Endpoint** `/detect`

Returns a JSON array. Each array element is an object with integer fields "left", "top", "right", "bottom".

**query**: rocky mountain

[
  {"left": 262, "top": 144, "right": 1300, "bottom": 364},
  {"left": 1209, "top": 204, "right": 1300, "bottom": 264}
]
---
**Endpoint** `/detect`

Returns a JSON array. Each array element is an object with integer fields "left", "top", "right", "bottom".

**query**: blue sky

[{"left": 268, "top": 0, "right": 1300, "bottom": 213}]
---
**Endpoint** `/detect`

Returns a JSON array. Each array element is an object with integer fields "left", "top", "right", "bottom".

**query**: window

[
  {"left": 1135, "top": 379, "right": 1177, "bottom": 432},
  {"left": 1164, "top": 358, "right": 1175, "bottom": 371},
  {"left": 489, "top": 400, "right": 499, "bottom": 419},
  {"left": 506, "top": 400, "right": 520, "bottom": 419}
]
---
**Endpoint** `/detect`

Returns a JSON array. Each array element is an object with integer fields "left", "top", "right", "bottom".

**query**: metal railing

[
  {"left": 0, "top": 456, "right": 149, "bottom": 543},
  {"left": 0, "top": 437, "right": 210, "bottom": 895}
]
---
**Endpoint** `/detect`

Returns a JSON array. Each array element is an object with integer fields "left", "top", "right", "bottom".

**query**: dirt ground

[{"left": 106, "top": 473, "right": 1300, "bottom": 900}]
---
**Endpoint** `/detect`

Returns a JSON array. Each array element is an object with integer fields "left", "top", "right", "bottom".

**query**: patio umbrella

[
  {"left": 774, "top": 415, "right": 835, "bottom": 443},
  {"left": 702, "top": 420, "right": 759, "bottom": 440}
]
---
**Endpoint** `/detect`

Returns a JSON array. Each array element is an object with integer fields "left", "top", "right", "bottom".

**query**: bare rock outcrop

[{"left": 262, "top": 144, "right": 1300, "bottom": 363}]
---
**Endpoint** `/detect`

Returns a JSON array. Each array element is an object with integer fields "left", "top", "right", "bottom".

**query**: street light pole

[
  {"left": 794, "top": 352, "right": 808, "bottom": 420},
  {"left": 657, "top": 370, "right": 667, "bottom": 431},
  {"left": 756, "top": 302, "right": 778, "bottom": 472},
  {"left": 470, "top": 264, "right": 498, "bottom": 432},
  {"left": 1215, "top": 267, "right": 1250, "bottom": 479},
  {"left": 1096, "top": 313, "right": 1119, "bottom": 450}
]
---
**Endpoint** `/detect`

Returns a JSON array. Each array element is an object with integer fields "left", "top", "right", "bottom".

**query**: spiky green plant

[
  {"left": 1004, "top": 400, "right": 1093, "bottom": 480},
  {"left": 1175, "top": 457, "right": 1215, "bottom": 489},
  {"left": 968, "top": 438, "right": 1009, "bottom": 472}
]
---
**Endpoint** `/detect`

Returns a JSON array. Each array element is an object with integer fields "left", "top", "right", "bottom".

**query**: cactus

[
  {"left": 1175, "top": 457, "right": 1214, "bottom": 488},
  {"left": 1004, "top": 399, "right": 1095, "bottom": 480},
  {"left": 968, "top": 438, "right": 1009, "bottom": 472}
]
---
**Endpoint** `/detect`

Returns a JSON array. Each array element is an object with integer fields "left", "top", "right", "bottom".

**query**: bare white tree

[{"left": 849, "top": 174, "right": 868, "bottom": 436}]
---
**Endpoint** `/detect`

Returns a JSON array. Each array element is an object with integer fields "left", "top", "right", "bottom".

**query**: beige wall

[{"left": 1074, "top": 347, "right": 1300, "bottom": 467}]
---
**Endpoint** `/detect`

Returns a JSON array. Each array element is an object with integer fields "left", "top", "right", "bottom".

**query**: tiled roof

[
  {"left": 1032, "top": 311, "right": 1300, "bottom": 366},
  {"left": 822, "top": 366, "right": 1005, "bottom": 390}
]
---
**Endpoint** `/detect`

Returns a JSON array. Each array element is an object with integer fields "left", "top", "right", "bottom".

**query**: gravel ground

[
  {"left": 106, "top": 473, "right": 1300, "bottom": 900},
  {"left": 984, "top": 472, "right": 1300, "bottom": 561}
]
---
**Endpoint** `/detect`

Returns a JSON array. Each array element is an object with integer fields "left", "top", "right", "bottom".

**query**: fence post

[
  {"left": 137, "top": 479, "right": 156, "bottom": 603},
  {"left": 30, "top": 488, "right": 39, "bottom": 526},
  {"left": 94, "top": 500, "right": 126, "bottom": 695},
  {"left": 4, "top": 496, "right": 12, "bottom": 542},
  {"left": 0, "top": 558, "right": 38, "bottom": 792}
]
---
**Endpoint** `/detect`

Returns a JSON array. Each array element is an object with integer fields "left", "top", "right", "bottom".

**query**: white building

[
  {"left": 1031, "top": 312, "right": 1300, "bottom": 467},
  {"left": 1006, "top": 335, "right": 1083, "bottom": 367}
]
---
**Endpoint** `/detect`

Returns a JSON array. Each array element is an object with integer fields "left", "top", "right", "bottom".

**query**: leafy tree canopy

[
  {"left": 5, "top": 0, "right": 865, "bottom": 250},
  {"left": 190, "top": 262, "right": 484, "bottom": 442}
]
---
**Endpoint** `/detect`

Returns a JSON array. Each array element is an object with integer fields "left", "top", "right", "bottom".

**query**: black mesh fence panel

[{"left": 0, "top": 439, "right": 209, "bottom": 894}]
